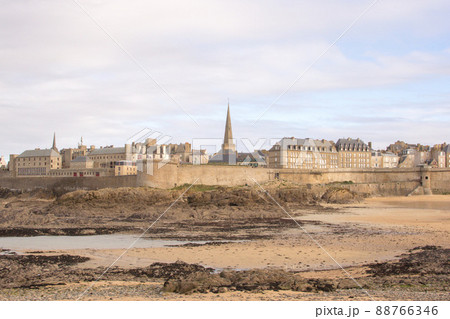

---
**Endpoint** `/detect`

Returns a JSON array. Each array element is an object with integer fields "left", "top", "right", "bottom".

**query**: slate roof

[
  {"left": 18, "top": 149, "right": 60, "bottom": 158},
  {"left": 89, "top": 147, "right": 126, "bottom": 155},
  {"left": 335, "top": 138, "right": 369, "bottom": 151},
  {"left": 271, "top": 137, "right": 335, "bottom": 151},
  {"left": 209, "top": 149, "right": 237, "bottom": 164},
  {"left": 237, "top": 151, "right": 266, "bottom": 163},
  {"left": 71, "top": 156, "right": 93, "bottom": 163}
]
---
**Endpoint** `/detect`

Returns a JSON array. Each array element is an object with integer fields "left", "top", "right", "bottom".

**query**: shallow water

[
  {"left": 0, "top": 234, "right": 213, "bottom": 251},
  {"left": 378, "top": 200, "right": 450, "bottom": 211}
]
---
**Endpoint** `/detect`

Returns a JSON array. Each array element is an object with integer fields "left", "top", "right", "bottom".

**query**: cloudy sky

[{"left": 1, "top": 0, "right": 449, "bottom": 157}]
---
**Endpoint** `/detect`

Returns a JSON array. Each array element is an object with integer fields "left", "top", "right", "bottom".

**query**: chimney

[{"left": 368, "top": 142, "right": 372, "bottom": 150}]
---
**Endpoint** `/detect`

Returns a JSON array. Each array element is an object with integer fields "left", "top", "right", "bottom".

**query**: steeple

[
  {"left": 52, "top": 132, "right": 58, "bottom": 152},
  {"left": 222, "top": 102, "right": 236, "bottom": 152},
  {"left": 209, "top": 102, "right": 237, "bottom": 165}
]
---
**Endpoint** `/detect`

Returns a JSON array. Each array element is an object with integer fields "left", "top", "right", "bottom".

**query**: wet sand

[
  {"left": 52, "top": 195, "right": 449, "bottom": 271},
  {"left": 1, "top": 194, "right": 449, "bottom": 300}
]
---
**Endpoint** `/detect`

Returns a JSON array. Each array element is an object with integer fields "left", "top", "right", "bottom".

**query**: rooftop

[
  {"left": 273, "top": 137, "right": 334, "bottom": 150},
  {"left": 71, "top": 156, "right": 93, "bottom": 163},
  {"left": 18, "top": 149, "right": 60, "bottom": 158},
  {"left": 89, "top": 147, "right": 126, "bottom": 155}
]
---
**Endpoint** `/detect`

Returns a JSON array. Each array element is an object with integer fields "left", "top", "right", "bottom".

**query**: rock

[
  {"left": 218, "top": 287, "right": 228, "bottom": 293},
  {"left": 163, "top": 268, "right": 335, "bottom": 294},
  {"left": 321, "top": 188, "right": 361, "bottom": 204}
]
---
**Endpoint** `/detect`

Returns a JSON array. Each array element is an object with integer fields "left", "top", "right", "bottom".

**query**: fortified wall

[
  {"left": 1, "top": 160, "right": 449, "bottom": 196},
  {"left": 137, "top": 160, "right": 450, "bottom": 195},
  {"left": 0, "top": 175, "right": 137, "bottom": 192}
]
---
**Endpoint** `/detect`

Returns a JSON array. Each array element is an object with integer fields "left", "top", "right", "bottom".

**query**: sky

[{"left": 1, "top": 0, "right": 450, "bottom": 158}]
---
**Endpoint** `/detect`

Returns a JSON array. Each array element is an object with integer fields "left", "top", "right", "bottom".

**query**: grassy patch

[
  {"left": 171, "top": 184, "right": 222, "bottom": 192},
  {"left": 327, "top": 181, "right": 354, "bottom": 185}
]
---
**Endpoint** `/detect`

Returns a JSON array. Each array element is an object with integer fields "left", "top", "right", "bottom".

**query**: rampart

[
  {"left": 137, "top": 161, "right": 450, "bottom": 195},
  {"left": 1, "top": 161, "right": 449, "bottom": 196},
  {"left": 0, "top": 175, "right": 137, "bottom": 192}
]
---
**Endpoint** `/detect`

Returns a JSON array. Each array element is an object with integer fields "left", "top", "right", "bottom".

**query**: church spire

[
  {"left": 222, "top": 102, "right": 236, "bottom": 152},
  {"left": 52, "top": 132, "right": 58, "bottom": 152}
]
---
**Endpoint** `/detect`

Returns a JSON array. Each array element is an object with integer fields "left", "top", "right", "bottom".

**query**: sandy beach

[
  {"left": 53, "top": 195, "right": 449, "bottom": 271},
  {"left": 0, "top": 189, "right": 449, "bottom": 301}
]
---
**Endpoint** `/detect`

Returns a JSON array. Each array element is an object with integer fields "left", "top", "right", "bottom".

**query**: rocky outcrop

[{"left": 163, "top": 268, "right": 335, "bottom": 294}]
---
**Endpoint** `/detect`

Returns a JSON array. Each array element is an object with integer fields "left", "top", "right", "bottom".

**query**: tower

[
  {"left": 208, "top": 102, "right": 237, "bottom": 165},
  {"left": 222, "top": 103, "right": 236, "bottom": 152},
  {"left": 52, "top": 132, "right": 58, "bottom": 152}
]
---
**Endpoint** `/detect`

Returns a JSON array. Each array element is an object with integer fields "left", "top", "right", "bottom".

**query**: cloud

[{"left": 0, "top": 0, "right": 449, "bottom": 157}]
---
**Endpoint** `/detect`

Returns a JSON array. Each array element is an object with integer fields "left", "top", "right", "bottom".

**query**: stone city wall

[
  {"left": 137, "top": 162, "right": 449, "bottom": 195},
  {"left": 0, "top": 175, "right": 137, "bottom": 191},
  {"left": 1, "top": 161, "right": 449, "bottom": 196},
  {"left": 429, "top": 169, "right": 450, "bottom": 194},
  {"left": 137, "top": 162, "right": 272, "bottom": 188}
]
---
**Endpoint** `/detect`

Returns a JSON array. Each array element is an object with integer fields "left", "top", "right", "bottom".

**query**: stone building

[
  {"left": 189, "top": 149, "right": 209, "bottom": 165},
  {"left": 397, "top": 148, "right": 432, "bottom": 168},
  {"left": 48, "top": 156, "right": 135, "bottom": 177},
  {"left": 170, "top": 143, "right": 192, "bottom": 163},
  {"left": 237, "top": 151, "right": 267, "bottom": 167},
  {"left": 382, "top": 152, "right": 399, "bottom": 168},
  {"left": 70, "top": 156, "right": 94, "bottom": 169},
  {"left": 0, "top": 156, "right": 6, "bottom": 169},
  {"left": 268, "top": 137, "right": 338, "bottom": 169},
  {"left": 48, "top": 155, "right": 116, "bottom": 177},
  {"left": 386, "top": 141, "right": 417, "bottom": 155},
  {"left": 371, "top": 151, "right": 382, "bottom": 168},
  {"left": 398, "top": 149, "right": 415, "bottom": 168},
  {"left": 371, "top": 151, "right": 399, "bottom": 168},
  {"left": 414, "top": 150, "right": 431, "bottom": 167},
  {"left": 15, "top": 148, "right": 61, "bottom": 177},
  {"left": 13, "top": 134, "right": 61, "bottom": 177},
  {"left": 431, "top": 144, "right": 447, "bottom": 168},
  {"left": 335, "top": 138, "right": 371, "bottom": 169},
  {"left": 87, "top": 145, "right": 131, "bottom": 169},
  {"left": 8, "top": 154, "right": 18, "bottom": 173},
  {"left": 114, "top": 161, "right": 137, "bottom": 176},
  {"left": 445, "top": 145, "right": 450, "bottom": 167},
  {"left": 130, "top": 139, "right": 157, "bottom": 161},
  {"left": 60, "top": 138, "right": 92, "bottom": 168}
]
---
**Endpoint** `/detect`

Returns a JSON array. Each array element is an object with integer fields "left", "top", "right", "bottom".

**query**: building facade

[
  {"left": 371, "top": 151, "right": 399, "bottom": 168},
  {"left": 60, "top": 139, "right": 92, "bottom": 168},
  {"left": 189, "top": 150, "right": 209, "bottom": 165},
  {"left": 15, "top": 149, "right": 61, "bottom": 177},
  {"left": 445, "top": 145, "right": 450, "bottom": 167},
  {"left": 114, "top": 161, "right": 137, "bottom": 176},
  {"left": 335, "top": 138, "right": 371, "bottom": 169},
  {"left": 87, "top": 145, "right": 130, "bottom": 169},
  {"left": 430, "top": 144, "right": 447, "bottom": 168},
  {"left": 268, "top": 137, "right": 338, "bottom": 169},
  {"left": 0, "top": 156, "right": 6, "bottom": 169}
]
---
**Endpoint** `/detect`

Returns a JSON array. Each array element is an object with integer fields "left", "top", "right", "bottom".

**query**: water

[
  {"left": 0, "top": 234, "right": 212, "bottom": 251},
  {"left": 379, "top": 200, "right": 450, "bottom": 211}
]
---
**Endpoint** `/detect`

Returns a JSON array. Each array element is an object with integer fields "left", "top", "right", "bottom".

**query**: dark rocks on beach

[
  {"left": 162, "top": 268, "right": 336, "bottom": 294},
  {"left": 367, "top": 246, "right": 449, "bottom": 277},
  {"left": 128, "top": 261, "right": 214, "bottom": 279}
]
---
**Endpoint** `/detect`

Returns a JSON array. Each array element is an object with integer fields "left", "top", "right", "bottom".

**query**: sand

[
  {"left": 2, "top": 194, "right": 448, "bottom": 301},
  {"left": 51, "top": 195, "right": 449, "bottom": 272}
]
